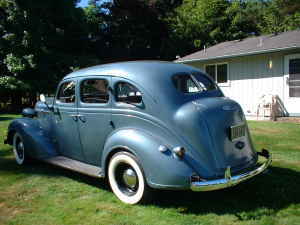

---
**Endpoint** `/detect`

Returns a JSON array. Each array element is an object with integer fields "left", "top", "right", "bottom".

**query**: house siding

[{"left": 186, "top": 51, "right": 293, "bottom": 115}]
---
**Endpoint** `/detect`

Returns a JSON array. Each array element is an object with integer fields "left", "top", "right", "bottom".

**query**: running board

[{"left": 43, "top": 156, "right": 104, "bottom": 178}]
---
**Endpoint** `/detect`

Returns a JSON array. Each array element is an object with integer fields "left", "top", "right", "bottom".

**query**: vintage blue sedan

[{"left": 5, "top": 61, "right": 271, "bottom": 204}]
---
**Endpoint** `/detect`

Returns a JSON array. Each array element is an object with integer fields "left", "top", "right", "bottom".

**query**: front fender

[
  {"left": 102, "top": 128, "right": 194, "bottom": 190},
  {"left": 7, "top": 118, "right": 58, "bottom": 159}
]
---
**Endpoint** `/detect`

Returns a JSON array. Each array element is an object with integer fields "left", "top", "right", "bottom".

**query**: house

[{"left": 175, "top": 30, "right": 300, "bottom": 117}]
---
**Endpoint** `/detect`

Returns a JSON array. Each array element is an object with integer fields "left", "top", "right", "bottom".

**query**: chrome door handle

[
  {"left": 69, "top": 114, "right": 86, "bottom": 122},
  {"left": 78, "top": 115, "right": 86, "bottom": 123},
  {"left": 69, "top": 114, "right": 78, "bottom": 121}
]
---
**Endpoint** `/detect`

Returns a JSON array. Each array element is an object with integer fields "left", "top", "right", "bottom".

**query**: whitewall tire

[
  {"left": 108, "top": 152, "right": 151, "bottom": 204},
  {"left": 13, "top": 132, "right": 29, "bottom": 165}
]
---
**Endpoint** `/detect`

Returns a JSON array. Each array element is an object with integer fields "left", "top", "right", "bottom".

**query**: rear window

[{"left": 172, "top": 73, "right": 217, "bottom": 94}]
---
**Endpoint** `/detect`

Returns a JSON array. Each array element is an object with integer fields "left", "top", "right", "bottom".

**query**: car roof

[
  {"left": 63, "top": 61, "right": 198, "bottom": 81},
  {"left": 62, "top": 61, "right": 216, "bottom": 107}
]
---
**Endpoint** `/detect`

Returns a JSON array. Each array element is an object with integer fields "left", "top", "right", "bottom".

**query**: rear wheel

[
  {"left": 13, "top": 133, "right": 30, "bottom": 165},
  {"left": 108, "top": 152, "right": 152, "bottom": 204}
]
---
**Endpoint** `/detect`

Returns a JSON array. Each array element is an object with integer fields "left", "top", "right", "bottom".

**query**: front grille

[{"left": 229, "top": 123, "right": 246, "bottom": 141}]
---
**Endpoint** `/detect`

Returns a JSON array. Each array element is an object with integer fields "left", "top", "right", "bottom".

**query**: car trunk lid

[{"left": 174, "top": 97, "right": 257, "bottom": 178}]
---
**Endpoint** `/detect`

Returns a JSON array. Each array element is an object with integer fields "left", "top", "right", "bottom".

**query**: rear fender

[
  {"left": 7, "top": 118, "right": 58, "bottom": 159},
  {"left": 102, "top": 128, "right": 193, "bottom": 190}
]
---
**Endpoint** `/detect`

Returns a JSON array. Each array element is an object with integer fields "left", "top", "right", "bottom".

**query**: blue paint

[{"left": 6, "top": 61, "right": 265, "bottom": 190}]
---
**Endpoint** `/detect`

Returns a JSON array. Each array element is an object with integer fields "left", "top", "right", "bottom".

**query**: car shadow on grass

[
  {"left": 153, "top": 165, "right": 300, "bottom": 219},
  {"left": 0, "top": 148, "right": 13, "bottom": 157},
  {"left": 0, "top": 116, "right": 18, "bottom": 122},
  {"left": 0, "top": 148, "right": 109, "bottom": 191},
  {"left": 1, "top": 148, "right": 299, "bottom": 219}
]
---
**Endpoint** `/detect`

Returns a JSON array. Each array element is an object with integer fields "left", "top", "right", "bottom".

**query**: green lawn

[{"left": 1, "top": 114, "right": 300, "bottom": 225}]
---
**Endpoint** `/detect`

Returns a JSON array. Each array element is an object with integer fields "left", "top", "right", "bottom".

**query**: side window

[
  {"left": 57, "top": 81, "right": 76, "bottom": 103},
  {"left": 173, "top": 75, "right": 200, "bottom": 93},
  {"left": 115, "top": 82, "right": 142, "bottom": 104},
  {"left": 172, "top": 73, "right": 217, "bottom": 94},
  {"left": 80, "top": 79, "right": 109, "bottom": 103}
]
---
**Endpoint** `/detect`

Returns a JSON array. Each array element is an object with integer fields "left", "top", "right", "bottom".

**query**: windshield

[{"left": 172, "top": 72, "right": 217, "bottom": 94}]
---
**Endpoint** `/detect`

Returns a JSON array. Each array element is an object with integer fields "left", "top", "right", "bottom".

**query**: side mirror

[
  {"left": 40, "top": 94, "right": 46, "bottom": 103},
  {"left": 22, "top": 108, "right": 37, "bottom": 118}
]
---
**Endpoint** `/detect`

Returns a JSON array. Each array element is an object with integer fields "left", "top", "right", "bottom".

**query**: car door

[
  {"left": 53, "top": 79, "right": 85, "bottom": 161},
  {"left": 77, "top": 76, "right": 113, "bottom": 165}
]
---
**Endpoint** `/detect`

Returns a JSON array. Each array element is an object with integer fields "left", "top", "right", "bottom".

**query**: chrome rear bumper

[{"left": 191, "top": 149, "right": 272, "bottom": 191}]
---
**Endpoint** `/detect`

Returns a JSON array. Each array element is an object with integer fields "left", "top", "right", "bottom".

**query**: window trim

[
  {"left": 172, "top": 72, "right": 218, "bottom": 95},
  {"left": 79, "top": 77, "right": 110, "bottom": 105},
  {"left": 205, "top": 62, "right": 230, "bottom": 87},
  {"left": 55, "top": 80, "right": 77, "bottom": 105},
  {"left": 284, "top": 54, "right": 300, "bottom": 98},
  {"left": 114, "top": 81, "right": 143, "bottom": 107}
]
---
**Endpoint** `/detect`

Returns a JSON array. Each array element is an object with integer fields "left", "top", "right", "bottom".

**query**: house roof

[{"left": 175, "top": 30, "right": 300, "bottom": 63}]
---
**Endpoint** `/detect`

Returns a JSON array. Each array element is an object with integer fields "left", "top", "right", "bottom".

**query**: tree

[
  {"left": 0, "top": 0, "right": 96, "bottom": 109},
  {"left": 167, "top": 0, "right": 232, "bottom": 57},
  {"left": 83, "top": 0, "right": 182, "bottom": 61},
  {"left": 259, "top": 0, "right": 300, "bottom": 33},
  {"left": 225, "top": 0, "right": 267, "bottom": 38}
]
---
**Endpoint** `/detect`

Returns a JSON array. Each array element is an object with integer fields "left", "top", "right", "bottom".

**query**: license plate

[{"left": 230, "top": 123, "right": 246, "bottom": 141}]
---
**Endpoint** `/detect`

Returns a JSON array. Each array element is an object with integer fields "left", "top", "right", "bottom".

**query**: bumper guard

[{"left": 191, "top": 149, "right": 272, "bottom": 191}]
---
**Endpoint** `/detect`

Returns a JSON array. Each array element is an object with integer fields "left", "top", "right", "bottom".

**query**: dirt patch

[
  {"left": 95, "top": 203, "right": 128, "bottom": 215},
  {"left": 276, "top": 117, "right": 300, "bottom": 123},
  {"left": 250, "top": 127, "right": 283, "bottom": 135},
  {"left": 275, "top": 143, "right": 300, "bottom": 151},
  {"left": 0, "top": 202, "right": 26, "bottom": 223}
]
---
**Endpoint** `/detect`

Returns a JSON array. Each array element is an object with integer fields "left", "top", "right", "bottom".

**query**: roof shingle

[{"left": 176, "top": 30, "right": 300, "bottom": 62}]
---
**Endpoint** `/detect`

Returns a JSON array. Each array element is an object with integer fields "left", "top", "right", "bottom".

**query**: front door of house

[{"left": 284, "top": 54, "right": 300, "bottom": 116}]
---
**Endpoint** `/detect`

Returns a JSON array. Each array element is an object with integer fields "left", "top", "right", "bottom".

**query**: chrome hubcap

[{"left": 122, "top": 168, "right": 137, "bottom": 189}]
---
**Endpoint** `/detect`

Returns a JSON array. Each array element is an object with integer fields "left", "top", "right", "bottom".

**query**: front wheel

[
  {"left": 12, "top": 132, "right": 30, "bottom": 165},
  {"left": 108, "top": 152, "right": 152, "bottom": 204}
]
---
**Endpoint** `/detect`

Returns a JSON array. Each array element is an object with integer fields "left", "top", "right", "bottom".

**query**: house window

[{"left": 205, "top": 63, "right": 228, "bottom": 84}]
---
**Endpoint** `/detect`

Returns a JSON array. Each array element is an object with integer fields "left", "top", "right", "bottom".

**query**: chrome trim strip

[{"left": 191, "top": 149, "right": 272, "bottom": 191}]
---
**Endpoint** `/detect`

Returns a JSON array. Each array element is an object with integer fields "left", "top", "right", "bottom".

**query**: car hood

[{"left": 173, "top": 97, "right": 257, "bottom": 179}]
